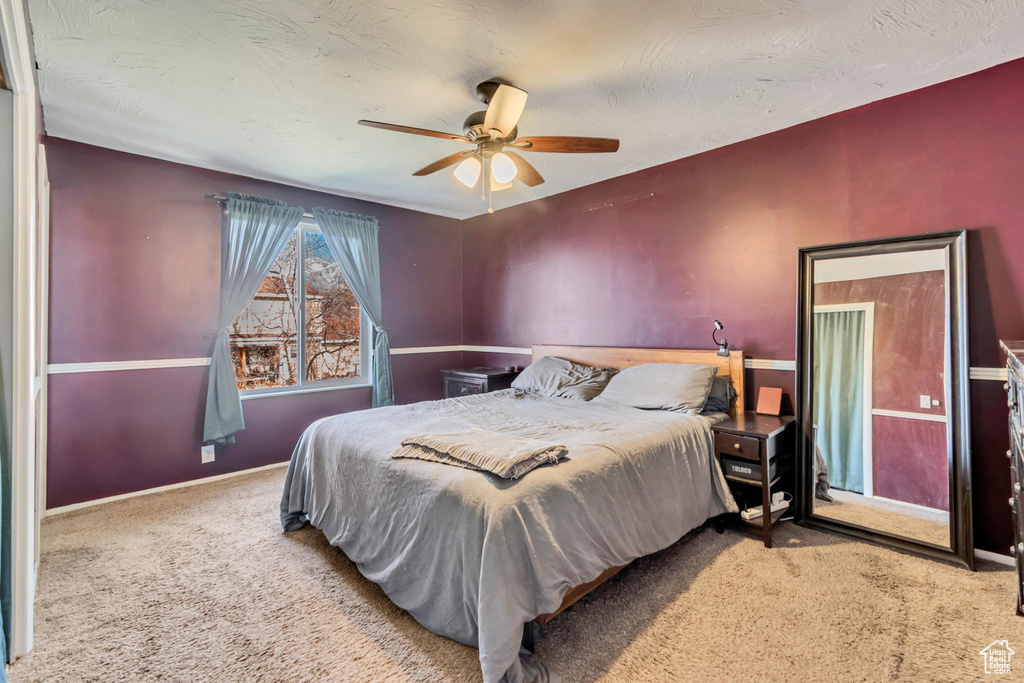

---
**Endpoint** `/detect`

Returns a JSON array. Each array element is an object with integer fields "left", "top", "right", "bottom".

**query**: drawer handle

[
  {"left": 734, "top": 443, "right": 742, "bottom": 450},
  {"left": 460, "top": 387, "right": 468, "bottom": 395},
  {"left": 1012, "top": 543, "right": 1023, "bottom": 557},
  {"left": 1006, "top": 382, "right": 1011, "bottom": 393},
  {"left": 1016, "top": 482, "right": 1022, "bottom": 494}
]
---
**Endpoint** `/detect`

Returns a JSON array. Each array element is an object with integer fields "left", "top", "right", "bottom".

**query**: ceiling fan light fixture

[
  {"left": 490, "top": 152, "right": 518, "bottom": 184},
  {"left": 453, "top": 156, "right": 481, "bottom": 188}
]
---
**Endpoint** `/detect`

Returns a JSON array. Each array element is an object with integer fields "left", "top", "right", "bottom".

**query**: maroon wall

[
  {"left": 816, "top": 272, "right": 948, "bottom": 508},
  {"left": 816, "top": 272, "right": 947, "bottom": 415},
  {"left": 461, "top": 58, "right": 1024, "bottom": 554},
  {"left": 872, "top": 417, "right": 948, "bottom": 510},
  {"left": 45, "top": 138, "right": 464, "bottom": 508}
]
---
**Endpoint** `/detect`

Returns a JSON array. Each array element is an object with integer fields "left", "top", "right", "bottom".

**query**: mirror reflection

[{"left": 811, "top": 248, "right": 951, "bottom": 548}]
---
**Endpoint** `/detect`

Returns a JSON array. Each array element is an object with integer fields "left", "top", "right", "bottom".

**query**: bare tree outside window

[
  {"left": 229, "top": 227, "right": 363, "bottom": 392},
  {"left": 305, "top": 232, "right": 361, "bottom": 382}
]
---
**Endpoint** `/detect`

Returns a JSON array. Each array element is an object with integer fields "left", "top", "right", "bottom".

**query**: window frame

[{"left": 236, "top": 217, "right": 372, "bottom": 399}]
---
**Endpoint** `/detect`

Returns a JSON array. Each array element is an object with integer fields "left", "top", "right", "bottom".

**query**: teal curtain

[
  {"left": 813, "top": 310, "right": 866, "bottom": 493},
  {"left": 203, "top": 193, "right": 304, "bottom": 445},
  {"left": 312, "top": 208, "right": 393, "bottom": 407},
  {"left": 0, "top": 356, "right": 10, "bottom": 673}
]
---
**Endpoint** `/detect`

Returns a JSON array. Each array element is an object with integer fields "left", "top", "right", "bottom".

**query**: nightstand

[
  {"left": 442, "top": 367, "right": 519, "bottom": 398},
  {"left": 711, "top": 412, "right": 796, "bottom": 548}
]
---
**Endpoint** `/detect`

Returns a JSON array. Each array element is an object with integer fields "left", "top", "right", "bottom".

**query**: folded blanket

[{"left": 390, "top": 426, "right": 567, "bottom": 479}]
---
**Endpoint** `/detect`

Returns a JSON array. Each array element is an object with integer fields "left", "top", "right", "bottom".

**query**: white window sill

[{"left": 240, "top": 381, "right": 372, "bottom": 400}]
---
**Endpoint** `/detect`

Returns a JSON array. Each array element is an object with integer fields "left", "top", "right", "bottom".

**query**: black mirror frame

[{"left": 795, "top": 229, "right": 973, "bottom": 570}]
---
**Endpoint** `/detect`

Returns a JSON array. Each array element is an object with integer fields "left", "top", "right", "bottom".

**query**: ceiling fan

[{"left": 358, "top": 81, "right": 619, "bottom": 211}]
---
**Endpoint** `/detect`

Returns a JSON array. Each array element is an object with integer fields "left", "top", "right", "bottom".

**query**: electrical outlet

[
  {"left": 919, "top": 395, "right": 930, "bottom": 409},
  {"left": 201, "top": 445, "right": 215, "bottom": 464}
]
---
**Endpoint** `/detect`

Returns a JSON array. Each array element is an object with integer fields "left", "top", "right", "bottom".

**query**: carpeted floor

[
  {"left": 10, "top": 467, "right": 1020, "bottom": 682},
  {"left": 815, "top": 489, "right": 950, "bottom": 547}
]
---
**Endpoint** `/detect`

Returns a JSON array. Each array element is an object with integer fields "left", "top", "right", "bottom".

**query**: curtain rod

[
  {"left": 206, "top": 194, "right": 315, "bottom": 220},
  {"left": 206, "top": 194, "right": 380, "bottom": 230}
]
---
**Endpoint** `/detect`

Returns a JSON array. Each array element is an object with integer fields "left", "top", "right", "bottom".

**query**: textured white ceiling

[{"left": 27, "top": 0, "right": 1024, "bottom": 219}]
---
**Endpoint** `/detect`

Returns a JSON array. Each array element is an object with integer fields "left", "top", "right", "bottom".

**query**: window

[{"left": 229, "top": 219, "right": 369, "bottom": 394}]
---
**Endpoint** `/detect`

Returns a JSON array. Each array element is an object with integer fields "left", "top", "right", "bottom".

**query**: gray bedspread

[{"left": 280, "top": 389, "right": 737, "bottom": 683}]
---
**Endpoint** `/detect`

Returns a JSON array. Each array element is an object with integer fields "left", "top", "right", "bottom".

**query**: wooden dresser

[{"left": 1000, "top": 340, "right": 1024, "bottom": 616}]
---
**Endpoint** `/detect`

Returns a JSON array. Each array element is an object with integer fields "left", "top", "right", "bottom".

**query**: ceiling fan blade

[
  {"left": 358, "top": 120, "right": 471, "bottom": 143},
  {"left": 413, "top": 150, "right": 475, "bottom": 176},
  {"left": 512, "top": 136, "right": 619, "bottom": 153},
  {"left": 505, "top": 151, "right": 544, "bottom": 187},
  {"left": 483, "top": 84, "right": 528, "bottom": 138}
]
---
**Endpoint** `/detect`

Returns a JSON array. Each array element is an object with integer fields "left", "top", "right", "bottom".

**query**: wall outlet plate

[
  {"left": 919, "top": 395, "right": 931, "bottom": 409},
  {"left": 201, "top": 445, "right": 215, "bottom": 464}
]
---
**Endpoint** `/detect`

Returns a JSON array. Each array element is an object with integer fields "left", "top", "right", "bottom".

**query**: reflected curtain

[
  {"left": 312, "top": 208, "right": 393, "bottom": 407},
  {"left": 203, "top": 193, "right": 304, "bottom": 445},
  {"left": 0, "top": 357, "right": 9, "bottom": 671},
  {"left": 813, "top": 310, "right": 866, "bottom": 493}
]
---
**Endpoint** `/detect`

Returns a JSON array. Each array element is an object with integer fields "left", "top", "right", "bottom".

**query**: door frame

[
  {"left": 0, "top": 0, "right": 41, "bottom": 658},
  {"left": 813, "top": 302, "right": 875, "bottom": 497}
]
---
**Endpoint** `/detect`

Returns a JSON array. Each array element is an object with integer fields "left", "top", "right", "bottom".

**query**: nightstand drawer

[
  {"left": 715, "top": 432, "right": 760, "bottom": 462},
  {"left": 447, "top": 377, "right": 485, "bottom": 397},
  {"left": 443, "top": 367, "right": 519, "bottom": 398}
]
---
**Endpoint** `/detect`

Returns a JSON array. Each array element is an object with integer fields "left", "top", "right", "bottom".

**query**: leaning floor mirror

[{"left": 795, "top": 230, "right": 973, "bottom": 569}]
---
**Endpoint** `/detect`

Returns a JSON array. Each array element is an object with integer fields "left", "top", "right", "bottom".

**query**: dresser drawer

[
  {"left": 1008, "top": 361, "right": 1024, "bottom": 433},
  {"left": 446, "top": 377, "right": 485, "bottom": 398},
  {"left": 715, "top": 433, "right": 761, "bottom": 462}
]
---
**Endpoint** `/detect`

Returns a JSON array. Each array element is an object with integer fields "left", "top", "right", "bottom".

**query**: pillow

[
  {"left": 702, "top": 376, "right": 736, "bottom": 414},
  {"left": 596, "top": 363, "right": 718, "bottom": 412},
  {"left": 511, "top": 356, "right": 618, "bottom": 401}
]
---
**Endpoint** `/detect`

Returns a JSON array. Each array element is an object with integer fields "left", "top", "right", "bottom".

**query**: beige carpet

[
  {"left": 815, "top": 489, "right": 951, "bottom": 547},
  {"left": 10, "top": 467, "right": 1020, "bottom": 683}
]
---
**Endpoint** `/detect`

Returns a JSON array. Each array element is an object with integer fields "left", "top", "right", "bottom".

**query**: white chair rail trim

[
  {"left": 48, "top": 358, "right": 212, "bottom": 374},
  {"left": 871, "top": 408, "right": 946, "bottom": 423},
  {"left": 45, "top": 349, "right": 1007, "bottom": 382}
]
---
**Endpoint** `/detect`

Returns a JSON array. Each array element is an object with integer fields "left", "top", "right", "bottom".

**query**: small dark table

[
  {"left": 442, "top": 367, "right": 519, "bottom": 398},
  {"left": 711, "top": 412, "right": 796, "bottom": 548}
]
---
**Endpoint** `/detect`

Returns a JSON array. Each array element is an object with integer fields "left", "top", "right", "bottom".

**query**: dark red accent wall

[
  {"left": 461, "top": 58, "right": 1024, "bottom": 554},
  {"left": 45, "top": 138, "right": 464, "bottom": 508},
  {"left": 873, "top": 417, "right": 948, "bottom": 510},
  {"left": 816, "top": 272, "right": 948, "bottom": 508},
  {"left": 816, "top": 272, "right": 947, "bottom": 415}
]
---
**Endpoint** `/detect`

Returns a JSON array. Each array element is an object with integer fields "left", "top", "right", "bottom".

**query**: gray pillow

[
  {"left": 511, "top": 356, "right": 618, "bottom": 401},
  {"left": 596, "top": 363, "right": 718, "bottom": 413},
  {"left": 702, "top": 376, "right": 736, "bottom": 414}
]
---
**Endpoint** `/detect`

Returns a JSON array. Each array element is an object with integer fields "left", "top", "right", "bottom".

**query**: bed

[{"left": 280, "top": 345, "right": 745, "bottom": 682}]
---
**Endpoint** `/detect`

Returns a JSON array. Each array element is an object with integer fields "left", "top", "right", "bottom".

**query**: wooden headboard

[{"left": 531, "top": 345, "right": 746, "bottom": 417}]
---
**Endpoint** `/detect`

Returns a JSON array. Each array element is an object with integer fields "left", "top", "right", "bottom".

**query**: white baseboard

[
  {"left": 45, "top": 461, "right": 289, "bottom": 517},
  {"left": 974, "top": 548, "right": 1014, "bottom": 567}
]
